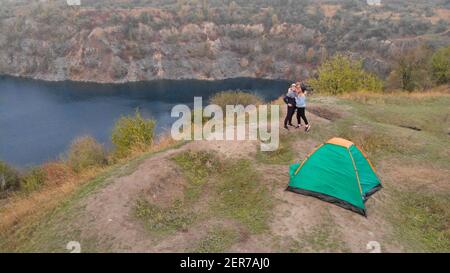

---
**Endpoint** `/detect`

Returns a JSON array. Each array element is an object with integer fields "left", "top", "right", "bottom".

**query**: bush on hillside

[
  {"left": 310, "top": 54, "right": 383, "bottom": 95},
  {"left": 67, "top": 136, "right": 107, "bottom": 173},
  {"left": 21, "top": 167, "right": 46, "bottom": 194},
  {"left": 0, "top": 161, "right": 21, "bottom": 198},
  {"left": 209, "top": 90, "right": 263, "bottom": 110},
  {"left": 42, "top": 162, "right": 73, "bottom": 186},
  {"left": 387, "top": 45, "right": 433, "bottom": 92},
  {"left": 112, "top": 110, "right": 156, "bottom": 158},
  {"left": 430, "top": 46, "right": 450, "bottom": 85}
]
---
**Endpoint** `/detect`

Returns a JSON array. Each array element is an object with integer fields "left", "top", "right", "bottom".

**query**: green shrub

[
  {"left": 111, "top": 110, "right": 156, "bottom": 158},
  {"left": 310, "top": 54, "right": 383, "bottom": 94},
  {"left": 67, "top": 136, "right": 107, "bottom": 173},
  {"left": 0, "top": 161, "right": 21, "bottom": 198},
  {"left": 21, "top": 167, "right": 46, "bottom": 194},
  {"left": 430, "top": 46, "right": 450, "bottom": 85},
  {"left": 209, "top": 90, "right": 263, "bottom": 110}
]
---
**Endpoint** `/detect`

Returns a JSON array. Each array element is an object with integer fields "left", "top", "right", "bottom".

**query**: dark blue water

[{"left": 0, "top": 75, "right": 288, "bottom": 167}]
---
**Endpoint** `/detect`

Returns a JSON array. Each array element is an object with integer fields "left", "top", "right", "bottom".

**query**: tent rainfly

[{"left": 287, "top": 137, "right": 382, "bottom": 216}]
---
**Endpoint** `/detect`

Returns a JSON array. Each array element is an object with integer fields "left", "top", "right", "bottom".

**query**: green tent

[{"left": 287, "top": 137, "right": 382, "bottom": 216}]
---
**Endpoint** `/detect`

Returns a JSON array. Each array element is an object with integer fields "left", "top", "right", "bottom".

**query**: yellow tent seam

[
  {"left": 355, "top": 145, "right": 379, "bottom": 175},
  {"left": 294, "top": 144, "right": 324, "bottom": 176},
  {"left": 348, "top": 147, "right": 363, "bottom": 196}
]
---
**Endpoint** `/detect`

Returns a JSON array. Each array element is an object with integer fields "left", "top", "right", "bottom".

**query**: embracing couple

[{"left": 283, "top": 82, "right": 310, "bottom": 132}]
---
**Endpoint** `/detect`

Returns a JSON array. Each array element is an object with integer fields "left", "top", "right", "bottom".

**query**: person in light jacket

[{"left": 295, "top": 84, "right": 310, "bottom": 132}]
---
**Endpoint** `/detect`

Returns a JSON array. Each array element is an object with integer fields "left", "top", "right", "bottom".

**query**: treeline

[
  {"left": 387, "top": 45, "right": 450, "bottom": 91},
  {"left": 0, "top": 111, "right": 156, "bottom": 199},
  {"left": 311, "top": 45, "right": 450, "bottom": 94}
]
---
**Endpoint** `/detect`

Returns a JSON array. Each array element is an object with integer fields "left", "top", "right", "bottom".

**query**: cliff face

[
  {"left": 0, "top": 9, "right": 315, "bottom": 82},
  {"left": 0, "top": 1, "right": 448, "bottom": 83}
]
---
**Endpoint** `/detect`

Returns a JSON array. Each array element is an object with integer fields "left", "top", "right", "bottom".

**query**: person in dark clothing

[{"left": 283, "top": 84, "right": 297, "bottom": 130}]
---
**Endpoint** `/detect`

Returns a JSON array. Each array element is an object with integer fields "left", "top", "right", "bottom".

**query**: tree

[
  {"left": 430, "top": 46, "right": 450, "bottom": 85},
  {"left": 271, "top": 14, "right": 280, "bottom": 27},
  {"left": 138, "top": 12, "right": 150, "bottom": 25},
  {"left": 305, "top": 47, "right": 315, "bottom": 63},
  {"left": 228, "top": 1, "right": 238, "bottom": 19},
  {"left": 387, "top": 45, "right": 433, "bottom": 92},
  {"left": 310, "top": 54, "right": 383, "bottom": 95}
]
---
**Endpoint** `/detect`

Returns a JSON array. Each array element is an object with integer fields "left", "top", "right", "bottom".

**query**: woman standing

[
  {"left": 283, "top": 83, "right": 297, "bottom": 130},
  {"left": 295, "top": 84, "right": 311, "bottom": 132}
]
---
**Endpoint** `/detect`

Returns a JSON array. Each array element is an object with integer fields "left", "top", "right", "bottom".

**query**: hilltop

[{"left": 1, "top": 87, "right": 449, "bottom": 252}]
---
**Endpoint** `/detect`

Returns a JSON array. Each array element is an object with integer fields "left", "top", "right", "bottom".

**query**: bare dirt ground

[{"left": 54, "top": 107, "right": 403, "bottom": 253}]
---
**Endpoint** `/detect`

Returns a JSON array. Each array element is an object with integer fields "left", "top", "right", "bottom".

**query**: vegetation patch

[
  {"left": 134, "top": 150, "right": 220, "bottom": 235},
  {"left": 289, "top": 216, "right": 349, "bottom": 253},
  {"left": 173, "top": 151, "right": 273, "bottom": 235},
  {"left": 346, "top": 93, "right": 450, "bottom": 136},
  {"left": 0, "top": 161, "right": 20, "bottom": 198},
  {"left": 112, "top": 110, "right": 155, "bottom": 158},
  {"left": 214, "top": 160, "right": 272, "bottom": 234},
  {"left": 390, "top": 191, "right": 450, "bottom": 252},
  {"left": 0, "top": 140, "right": 186, "bottom": 252},
  {"left": 193, "top": 226, "right": 240, "bottom": 253},
  {"left": 66, "top": 136, "right": 107, "bottom": 173},
  {"left": 256, "top": 135, "right": 294, "bottom": 165},
  {"left": 135, "top": 198, "right": 196, "bottom": 235},
  {"left": 310, "top": 54, "right": 383, "bottom": 95},
  {"left": 172, "top": 150, "right": 221, "bottom": 201},
  {"left": 209, "top": 90, "right": 263, "bottom": 110},
  {"left": 20, "top": 167, "right": 46, "bottom": 194},
  {"left": 336, "top": 124, "right": 400, "bottom": 156}
]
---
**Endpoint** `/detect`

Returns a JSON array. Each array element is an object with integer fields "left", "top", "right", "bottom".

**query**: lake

[{"left": 0, "top": 75, "right": 289, "bottom": 167}]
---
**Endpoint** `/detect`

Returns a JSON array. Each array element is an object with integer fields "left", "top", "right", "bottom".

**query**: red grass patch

[{"left": 41, "top": 162, "right": 74, "bottom": 186}]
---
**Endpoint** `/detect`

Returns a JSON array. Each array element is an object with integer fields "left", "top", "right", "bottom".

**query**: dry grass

[
  {"left": 307, "top": 106, "right": 342, "bottom": 121},
  {"left": 0, "top": 134, "right": 181, "bottom": 236},
  {"left": 41, "top": 162, "right": 75, "bottom": 187},
  {"left": 66, "top": 136, "right": 107, "bottom": 173},
  {"left": 0, "top": 167, "right": 100, "bottom": 235},
  {"left": 320, "top": 4, "right": 340, "bottom": 18},
  {"left": 209, "top": 90, "right": 263, "bottom": 110},
  {"left": 341, "top": 85, "right": 450, "bottom": 103}
]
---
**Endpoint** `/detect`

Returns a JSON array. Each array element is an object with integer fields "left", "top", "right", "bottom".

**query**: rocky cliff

[{"left": 0, "top": 1, "right": 448, "bottom": 83}]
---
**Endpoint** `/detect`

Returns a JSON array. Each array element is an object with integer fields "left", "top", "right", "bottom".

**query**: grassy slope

[
  {"left": 309, "top": 92, "right": 450, "bottom": 252},
  {"left": 1, "top": 90, "right": 449, "bottom": 252},
  {"left": 0, "top": 141, "right": 187, "bottom": 252}
]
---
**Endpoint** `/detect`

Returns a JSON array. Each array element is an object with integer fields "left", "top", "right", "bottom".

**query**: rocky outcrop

[{"left": 1, "top": 3, "right": 447, "bottom": 83}]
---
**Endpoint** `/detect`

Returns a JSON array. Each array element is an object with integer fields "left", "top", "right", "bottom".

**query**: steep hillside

[{"left": 0, "top": 0, "right": 449, "bottom": 83}]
